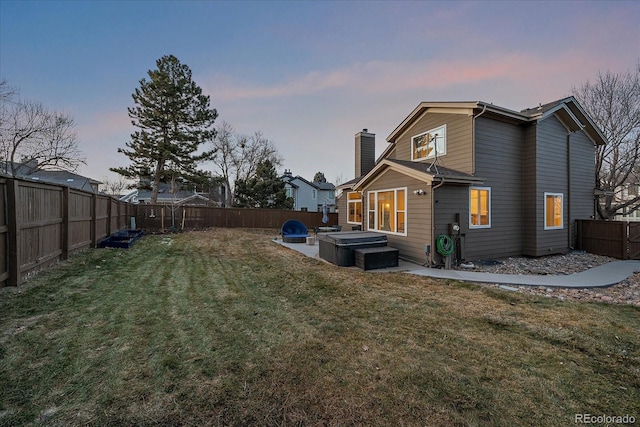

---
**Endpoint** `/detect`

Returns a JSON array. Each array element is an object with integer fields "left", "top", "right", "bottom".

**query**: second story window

[{"left": 412, "top": 125, "right": 446, "bottom": 161}]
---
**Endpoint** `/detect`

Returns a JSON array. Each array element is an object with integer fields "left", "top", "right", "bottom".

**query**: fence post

[
  {"left": 61, "top": 186, "right": 70, "bottom": 260},
  {"left": 107, "top": 198, "right": 112, "bottom": 236},
  {"left": 624, "top": 222, "right": 630, "bottom": 260},
  {"left": 91, "top": 193, "right": 98, "bottom": 248},
  {"left": 6, "top": 179, "right": 19, "bottom": 286}
]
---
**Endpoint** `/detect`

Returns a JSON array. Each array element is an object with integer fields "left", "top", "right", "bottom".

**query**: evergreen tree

[
  {"left": 235, "top": 160, "right": 293, "bottom": 209},
  {"left": 313, "top": 171, "right": 327, "bottom": 183},
  {"left": 111, "top": 55, "right": 217, "bottom": 202}
]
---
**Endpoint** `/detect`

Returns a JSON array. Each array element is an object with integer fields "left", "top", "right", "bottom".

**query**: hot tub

[{"left": 317, "top": 231, "right": 388, "bottom": 266}]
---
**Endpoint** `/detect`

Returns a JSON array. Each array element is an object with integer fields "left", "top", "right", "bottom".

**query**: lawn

[{"left": 0, "top": 228, "right": 638, "bottom": 426}]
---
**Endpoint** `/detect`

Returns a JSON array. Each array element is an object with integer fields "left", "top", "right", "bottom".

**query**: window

[
  {"left": 470, "top": 187, "right": 491, "bottom": 228},
  {"left": 347, "top": 192, "right": 362, "bottom": 224},
  {"left": 412, "top": 125, "right": 446, "bottom": 161},
  {"left": 367, "top": 188, "right": 407, "bottom": 235},
  {"left": 544, "top": 193, "right": 563, "bottom": 229}
]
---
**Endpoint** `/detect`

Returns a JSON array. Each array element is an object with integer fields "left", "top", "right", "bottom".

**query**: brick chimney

[{"left": 355, "top": 129, "right": 375, "bottom": 178}]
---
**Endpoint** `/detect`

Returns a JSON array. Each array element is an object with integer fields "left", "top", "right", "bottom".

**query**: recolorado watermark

[{"left": 575, "top": 414, "right": 636, "bottom": 424}]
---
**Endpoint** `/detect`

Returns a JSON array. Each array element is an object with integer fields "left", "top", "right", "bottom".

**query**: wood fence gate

[
  {"left": 577, "top": 220, "right": 640, "bottom": 260},
  {"left": 629, "top": 222, "right": 640, "bottom": 260}
]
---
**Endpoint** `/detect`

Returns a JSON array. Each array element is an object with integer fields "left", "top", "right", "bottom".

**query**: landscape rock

[{"left": 457, "top": 252, "right": 640, "bottom": 306}]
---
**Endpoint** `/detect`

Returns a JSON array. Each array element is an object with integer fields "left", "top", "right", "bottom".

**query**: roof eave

[{"left": 386, "top": 101, "right": 531, "bottom": 144}]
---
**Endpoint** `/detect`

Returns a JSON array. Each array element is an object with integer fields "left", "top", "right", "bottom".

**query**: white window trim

[
  {"left": 367, "top": 187, "right": 408, "bottom": 236},
  {"left": 411, "top": 124, "right": 447, "bottom": 161},
  {"left": 469, "top": 186, "right": 491, "bottom": 229},
  {"left": 346, "top": 192, "right": 362, "bottom": 225},
  {"left": 544, "top": 192, "right": 564, "bottom": 230}
]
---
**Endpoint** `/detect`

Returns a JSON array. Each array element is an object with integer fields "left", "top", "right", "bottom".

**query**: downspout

[
  {"left": 471, "top": 104, "right": 488, "bottom": 175},
  {"left": 430, "top": 177, "right": 445, "bottom": 266},
  {"left": 567, "top": 132, "right": 572, "bottom": 249}
]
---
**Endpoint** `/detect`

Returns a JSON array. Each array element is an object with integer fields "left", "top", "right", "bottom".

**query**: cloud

[{"left": 207, "top": 49, "right": 616, "bottom": 108}]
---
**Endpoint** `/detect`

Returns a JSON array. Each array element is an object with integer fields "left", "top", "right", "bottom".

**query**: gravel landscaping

[{"left": 458, "top": 252, "right": 640, "bottom": 306}]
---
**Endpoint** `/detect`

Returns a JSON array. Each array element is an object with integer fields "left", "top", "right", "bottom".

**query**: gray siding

[
  {"left": 395, "top": 113, "right": 473, "bottom": 174},
  {"left": 436, "top": 117, "right": 525, "bottom": 261},
  {"left": 531, "top": 116, "right": 570, "bottom": 256},
  {"left": 432, "top": 184, "right": 467, "bottom": 263},
  {"left": 363, "top": 169, "right": 431, "bottom": 264},
  {"left": 522, "top": 124, "right": 538, "bottom": 255},
  {"left": 569, "top": 130, "right": 597, "bottom": 246}
]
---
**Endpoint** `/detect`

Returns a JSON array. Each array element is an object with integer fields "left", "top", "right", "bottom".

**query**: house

[
  {"left": 0, "top": 160, "right": 101, "bottom": 193},
  {"left": 283, "top": 170, "right": 336, "bottom": 212},
  {"left": 120, "top": 182, "right": 219, "bottom": 206},
  {"left": 614, "top": 176, "right": 640, "bottom": 221},
  {"left": 337, "top": 97, "right": 607, "bottom": 265}
]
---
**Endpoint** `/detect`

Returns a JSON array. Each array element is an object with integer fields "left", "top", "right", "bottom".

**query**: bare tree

[
  {"left": 208, "top": 121, "right": 282, "bottom": 206},
  {"left": 573, "top": 63, "right": 640, "bottom": 219},
  {"left": 0, "top": 81, "right": 84, "bottom": 175},
  {"left": 100, "top": 176, "right": 131, "bottom": 196}
]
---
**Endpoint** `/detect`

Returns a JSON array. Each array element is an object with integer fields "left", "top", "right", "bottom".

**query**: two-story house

[
  {"left": 337, "top": 97, "right": 607, "bottom": 265},
  {"left": 283, "top": 170, "right": 336, "bottom": 213}
]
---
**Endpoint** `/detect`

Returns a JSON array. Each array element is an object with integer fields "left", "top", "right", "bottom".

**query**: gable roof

[
  {"left": 0, "top": 161, "right": 101, "bottom": 193},
  {"left": 284, "top": 174, "right": 336, "bottom": 191},
  {"left": 520, "top": 96, "right": 607, "bottom": 145},
  {"left": 120, "top": 187, "right": 216, "bottom": 205},
  {"left": 27, "top": 170, "right": 101, "bottom": 192},
  {"left": 352, "top": 158, "right": 484, "bottom": 191},
  {"left": 386, "top": 98, "right": 607, "bottom": 146}
]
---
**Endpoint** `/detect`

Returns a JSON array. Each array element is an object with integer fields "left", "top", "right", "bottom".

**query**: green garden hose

[{"left": 436, "top": 234, "right": 454, "bottom": 256}]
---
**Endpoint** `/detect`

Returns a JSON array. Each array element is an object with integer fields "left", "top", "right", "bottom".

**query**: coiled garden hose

[{"left": 436, "top": 234, "right": 454, "bottom": 256}]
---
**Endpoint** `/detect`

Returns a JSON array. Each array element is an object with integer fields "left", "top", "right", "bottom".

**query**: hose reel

[{"left": 436, "top": 234, "right": 454, "bottom": 256}]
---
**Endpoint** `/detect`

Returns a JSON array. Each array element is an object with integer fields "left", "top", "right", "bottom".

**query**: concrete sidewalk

[
  {"left": 273, "top": 238, "right": 640, "bottom": 288},
  {"left": 408, "top": 261, "right": 640, "bottom": 288}
]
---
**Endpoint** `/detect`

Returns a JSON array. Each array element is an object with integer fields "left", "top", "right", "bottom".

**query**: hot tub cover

[{"left": 316, "top": 231, "right": 387, "bottom": 246}]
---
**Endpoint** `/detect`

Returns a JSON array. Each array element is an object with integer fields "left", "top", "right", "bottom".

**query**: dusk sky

[{"left": 1, "top": 0, "right": 639, "bottom": 188}]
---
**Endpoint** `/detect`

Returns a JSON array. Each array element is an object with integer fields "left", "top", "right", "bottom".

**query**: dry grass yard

[{"left": 0, "top": 228, "right": 638, "bottom": 426}]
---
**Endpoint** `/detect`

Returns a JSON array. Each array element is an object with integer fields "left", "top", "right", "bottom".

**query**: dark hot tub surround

[{"left": 318, "top": 231, "right": 388, "bottom": 267}]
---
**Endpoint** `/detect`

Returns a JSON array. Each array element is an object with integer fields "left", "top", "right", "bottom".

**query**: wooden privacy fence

[
  {"left": 0, "top": 177, "right": 132, "bottom": 287},
  {"left": 0, "top": 176, "right": 338, "bottom": 288},
  {"left": 577, "top": 219, "right": 640, "bottom": 260},
  {"left": 134, "top": 204, "right": 338, "bottom": 232}
]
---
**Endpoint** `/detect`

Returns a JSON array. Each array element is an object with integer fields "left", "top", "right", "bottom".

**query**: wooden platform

[{"left": 354, "top": 246, "right": 399, "bottom": 270}]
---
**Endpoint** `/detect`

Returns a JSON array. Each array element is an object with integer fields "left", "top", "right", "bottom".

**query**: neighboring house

[
  {"left": 120, "top": 182, "right": 219, "bottom": 206},
  {"left": 337, "top": 98, "right": 607, "bottom": 265},
  {"left": 614, "top": 178, "right": 640, "bottom": 221},
  {"left": 0, "top": 160, "right": 101, "bottom": 193},
  {"left": 283, "top": 170, "right": 336, "bottom": 212}
]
